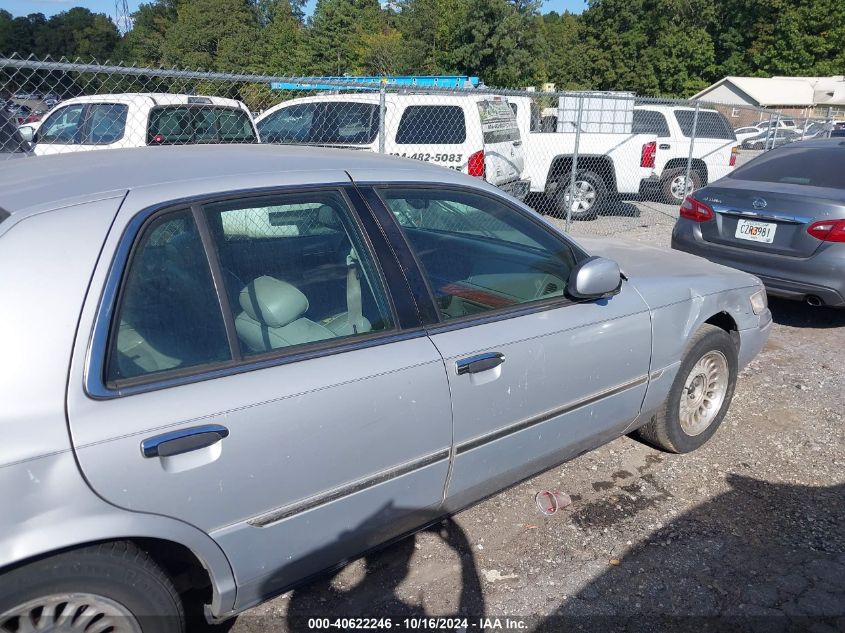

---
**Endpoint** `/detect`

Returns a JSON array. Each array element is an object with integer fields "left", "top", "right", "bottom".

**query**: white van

[
  {"left": 255, "top": 93, "right": 529, "bottom": 199},
  {"left": 19, "top": 94, "right": 257, "bottom": 156}
]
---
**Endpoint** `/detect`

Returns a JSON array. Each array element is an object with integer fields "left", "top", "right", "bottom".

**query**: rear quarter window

[
  {"left": 396, "top": 105, "right": 466, "bottom": 145},
  {"left": 730, "top": 146, "right": 845, "bottom": 189}
]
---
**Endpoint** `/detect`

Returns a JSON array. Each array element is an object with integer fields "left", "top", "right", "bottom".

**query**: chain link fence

[{"left": 2, "top": 55, "right": 840, "bottom": 238}]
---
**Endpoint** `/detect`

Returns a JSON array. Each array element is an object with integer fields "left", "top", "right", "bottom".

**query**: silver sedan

[{"left": 0, "top": 145, "right": 770, "bottom": 630}]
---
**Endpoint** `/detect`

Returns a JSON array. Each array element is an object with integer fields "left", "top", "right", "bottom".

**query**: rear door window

[
  {"left": 203, "top": 191, "right": 395, "bottom": 356},
  {"left": 258, "top": 102, "right": 379, "bottom": 145},
  {"left": 84, "top": 103, "right": 128, "bottom": 144},
  {"left": 633, "top": 110, "right": 670, "bottom": 137},
  {"left": 148, "top": 106, "right": 256, "bottom": 145},
  {"left": 396, "top": 105, "right": 466, "bottom": 145},
  {"left": 730, "top": 146, "right": 845, "bottom": 189},
  {"left": 674, "top": 110, "right": 736, "bottom": 140}
]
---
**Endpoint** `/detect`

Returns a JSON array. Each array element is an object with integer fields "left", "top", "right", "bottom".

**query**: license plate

[{"left": 735, "top": 219, "right": 777, "bottom": 243}]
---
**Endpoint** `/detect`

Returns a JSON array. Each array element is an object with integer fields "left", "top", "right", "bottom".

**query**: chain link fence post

[
  {"left": 378, "top": 80, "right": 386, "bottom": 154},
  {"left": 683, "top": 101, "right": 700, "bottom": 204},
  {"left": 565, "top": 94, "right": 585, "bottom": 232}
]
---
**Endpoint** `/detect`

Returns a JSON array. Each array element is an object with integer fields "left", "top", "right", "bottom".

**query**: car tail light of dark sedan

[
  {"left": 679, "top": 195, "right": 714, "bottom": 222},
  {"left": 807, "top": 219, "right": 845, "bottom": 242}
]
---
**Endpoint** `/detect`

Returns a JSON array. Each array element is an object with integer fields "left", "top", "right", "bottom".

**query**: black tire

[
  {"left": 0, "top": 541, "right": 184, "bottom": 633},
  {"left": 637, "top": 324, "right": 738, "bottom": 454},
  {"left": 552, "top": 170, "right": 607, "bottom": 220},
  {"left": 660, "top": 168, "right": 702, "bottom": 204}
]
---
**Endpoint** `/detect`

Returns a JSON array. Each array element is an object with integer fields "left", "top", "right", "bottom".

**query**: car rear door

[
  {"left": 475, "top": 98, "right": 525, "bottom": 187},
  {"left": 356, "top": 183, "right": 652, "bottom": 511},
  {"left": 66, "top": 182, "right": 452, "bottom": 610},
  {"left": 674, "top": 110, "right": 737, "bottom": 180},
  {"left": 697, "top": 146, "right": 845, "bottom": 258}
]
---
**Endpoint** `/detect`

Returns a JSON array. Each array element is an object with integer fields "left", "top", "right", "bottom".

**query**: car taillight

[
  {"left": 468, "top": 149, "right": 485, "bottom": 177},
  {"left": 730, "top": 146, "right": 738, "bottom": 167},
  {"left": 641, "top": 141, "right": 656, "bottom": 168},
  {"left": 679, "top": 195, "right": 714, "bottom": 222},
  {"left": 807, "top": 219, "right": 845, "bottom": 242}
]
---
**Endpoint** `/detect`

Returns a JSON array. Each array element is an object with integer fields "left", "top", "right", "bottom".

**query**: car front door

[
  {"left": 358, "top": 184, "right": 653, "bottom": 510},
  {"left": 66, "top": 184, "right": 452, "bottom": 610}
]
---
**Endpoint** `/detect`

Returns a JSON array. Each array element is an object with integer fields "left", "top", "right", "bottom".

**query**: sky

[{"left": 3, "top": 0, "right": 588, "bottom": 20}]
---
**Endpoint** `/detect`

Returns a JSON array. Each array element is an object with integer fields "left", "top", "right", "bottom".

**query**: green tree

[
  {"left": 452, "top": 0, "right": 544, "bottom": 87},
  {"left": 121, "top": 1, "right": 178, "bottom": 66},
  {"left": 306, "top": 0, "right": 384, "bottom": 75},
  {"left": 161, "top": 0, "right": 261, "bottom": 71},
  {"left": 395, "top": 0, "right": 468, "bottom": 75},
  {"left": 539, "top": 11, "right": 588, "bottom": 89},
  {"left": 257, "top": 0, "right": 307, "bottom": 74}
]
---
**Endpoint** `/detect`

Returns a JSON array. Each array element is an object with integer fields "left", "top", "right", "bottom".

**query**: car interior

[
  {"left": 382, "top": 192, "right": 575, "bottom": 319},
  {"left": 109, "top": 198, "right": 391, "bottom": 383}
]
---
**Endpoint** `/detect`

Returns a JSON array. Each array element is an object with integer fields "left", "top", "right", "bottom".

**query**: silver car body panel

[{"left": 0, "top": 146, "right": 770, "bottom": 620}]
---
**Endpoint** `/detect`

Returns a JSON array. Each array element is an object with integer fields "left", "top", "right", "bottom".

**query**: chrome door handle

[
  {"left": 141, "top": 424, "right": 229, "bottom": 458},
  {"left": 456, "top": 352, "right": 505, "bottom": 375},
  {"left": 659, "top": 143, "right": 671, "bottom": 149},
  {"left": 512, "top": 140, "right": 522, "bottom": 147}
]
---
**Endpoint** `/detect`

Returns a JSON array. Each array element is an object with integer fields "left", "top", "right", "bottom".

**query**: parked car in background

[
  {"left": 506, "top": 95, "right": 657, "bottom": 220},
  {"left": 756, "top": 118, "right": 797, "bottom": 132},
  {"left": 18, "top": 93, "right": 257, "bottom": 156},
  {"left": 255, "top": 93, "right": 530, "bottom": 201},
  {"left": 672, "top": 139, "right": 845, "bottom": 308},
  {"left": 4, "top": 102, "right": 33, "bottom": 125},
  {"left": 831, "top": 122, "right": 845, "bottom": 138},
  {"left": 0, "top": 110, "right": 32, "bottom": 159},
  {"left": 634, "top": 105, "right": 738, "bottom": 204},
  {"left": 741, "top": 129, "right": 799, "bottom": 150},
  {"left": 734, "top": 126, "right": 764, "bottom": 144},
  {"left": 0, "top": 145, "right": 770, "bottom": 631}
]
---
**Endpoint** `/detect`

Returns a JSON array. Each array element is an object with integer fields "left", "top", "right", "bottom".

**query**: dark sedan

[{"left": 672, "top": 139, "right": 845, "bottom": 308}]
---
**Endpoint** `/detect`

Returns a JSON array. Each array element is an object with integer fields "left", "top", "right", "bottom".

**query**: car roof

[
  {"left": 0, "top": 144, "right": 485, "bottom": 218},
  {"left": 256, "top": 92, "right": 504, "bottom": 122},
  {"left": 57, "top": 94, "right": 247, "bottom": 109},
  {"left": 770, "top": 138, "right": 845, "bottom": 150}
]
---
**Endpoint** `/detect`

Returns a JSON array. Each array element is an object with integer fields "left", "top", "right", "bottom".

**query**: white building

[{"left": 691, "top": 76, "right": 845, "bottom": 124}]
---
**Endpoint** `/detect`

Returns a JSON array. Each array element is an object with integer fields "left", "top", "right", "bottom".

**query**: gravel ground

[{"left": 225, "top": 205, "right": 844, "bottom": 633}]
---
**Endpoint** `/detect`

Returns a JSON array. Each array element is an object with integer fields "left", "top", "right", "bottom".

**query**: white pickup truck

[
  {"left": 633, "top": 105, "right": 738, "bottom": 204},
  {"left": 506, "top": 95, "right": 657, "bottom": 220}
]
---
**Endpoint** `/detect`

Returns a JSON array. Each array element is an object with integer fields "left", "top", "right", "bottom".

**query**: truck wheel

[
  {"left": 0, "top": 541, "right": 184, "bottom": 633},
  {"left": 661, "top": 168, "right": 701, "bottom": 204},
  {"left": 636, "top": 324, "right": 737, "bottom": 454},
  {"left": 553, "top": 170, "right": 606, "bottom": 220}
]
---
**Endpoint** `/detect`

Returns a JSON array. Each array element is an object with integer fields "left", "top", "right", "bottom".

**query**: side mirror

[
  {"left": 18, "top": 125, "right": 34, "bottom": 143},
  {"left": 567, "top": 256, "right": 622, "bottom": 300}
]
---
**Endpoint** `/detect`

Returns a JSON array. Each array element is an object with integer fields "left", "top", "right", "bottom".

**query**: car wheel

[
  {"left": 0, "top": 542, "right": 184, "bottom": 633},
  {"left": 637, "top": 324, "right": 737, "bottom": 454},
  {"left": 553, "top": 170, "right": 606, "bottom": 220},
  {"left": 660, "top": 168, "right": 701, "bottom": 204}
]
